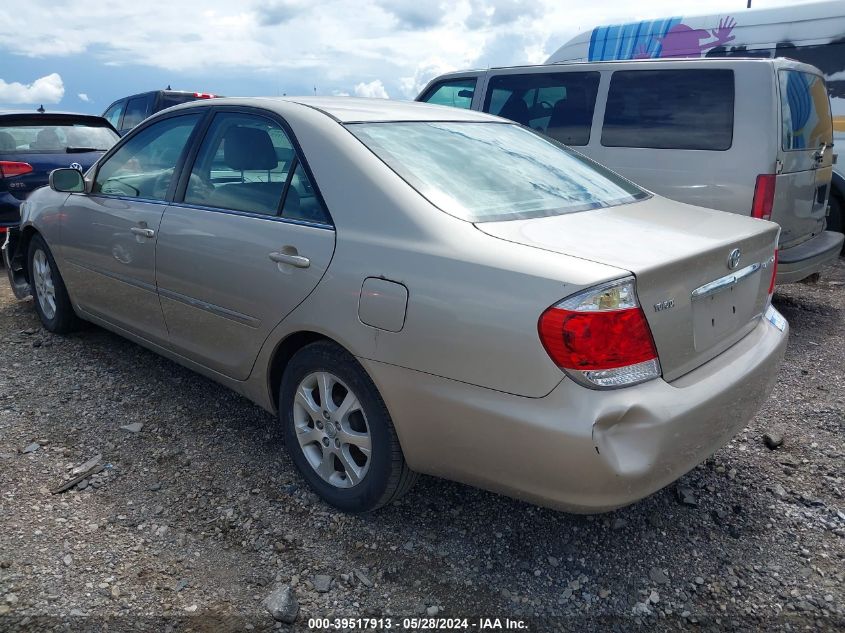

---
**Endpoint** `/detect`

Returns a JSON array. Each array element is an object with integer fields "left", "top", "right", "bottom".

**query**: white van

[
  {"left": 417, "top": 57, "right": 843, "bottom": 282},
  {"left": 545, "top": 0, "right": 845, "bottom": 237}
]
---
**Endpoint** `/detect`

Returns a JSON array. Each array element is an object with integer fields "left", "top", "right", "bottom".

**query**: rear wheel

[
  {"left": 280, "top": 341, "right": 416, "bottom": 512},
  {"left": 27, "top": 234, "right": 81, "bottom": 334}
]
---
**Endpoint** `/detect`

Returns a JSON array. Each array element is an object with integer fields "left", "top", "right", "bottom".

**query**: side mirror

[{"left": 49, "top": 168, "right": 86, "bottom": 193}]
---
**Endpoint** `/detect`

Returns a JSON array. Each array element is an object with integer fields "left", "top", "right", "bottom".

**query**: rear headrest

[
  {"left": 0, "top": 131, "right": 14, "bottom": 151},
  {"left": 223, "top": 126, "right": 278, "bottom": 171}
]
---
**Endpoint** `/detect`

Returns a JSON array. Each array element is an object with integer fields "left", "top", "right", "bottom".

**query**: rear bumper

[
  {"left": 363, "top": 310, "right": 788, "bottom": 513},
  {"left": 777, "top": 230, "right": 844, "bottom": 283}
]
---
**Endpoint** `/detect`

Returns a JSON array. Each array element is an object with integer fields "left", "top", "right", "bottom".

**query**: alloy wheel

[
  {"left": 292, "top": 371, "right": 372, "bottom": 488},
  {"left": 32, "top": 249, "right": 57, "bottom": 320}
]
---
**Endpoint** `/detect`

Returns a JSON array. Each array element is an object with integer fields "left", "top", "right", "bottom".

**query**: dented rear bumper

[{"left": 362, "top": 310, "right": 788, "bottom": 513}]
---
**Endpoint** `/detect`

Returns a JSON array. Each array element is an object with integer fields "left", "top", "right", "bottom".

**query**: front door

[
  {"left": 154, "top": 110, "right": 335, "bottom": 379},
  {"left": 59, "top": 113, "right": 203, "bottom": 343}
]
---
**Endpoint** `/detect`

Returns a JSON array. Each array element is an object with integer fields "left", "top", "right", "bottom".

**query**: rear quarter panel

[{"left": 247, "top": 107, "right": 629, "bottom": 400}]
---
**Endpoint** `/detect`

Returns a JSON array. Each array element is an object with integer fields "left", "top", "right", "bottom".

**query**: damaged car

[{"left": 4, "top": 97, "right": 788, "bottom": 513}]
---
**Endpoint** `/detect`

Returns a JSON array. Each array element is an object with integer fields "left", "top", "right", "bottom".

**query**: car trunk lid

[{"left": 475, "top": 196, "right": 780, "bottom": 382}]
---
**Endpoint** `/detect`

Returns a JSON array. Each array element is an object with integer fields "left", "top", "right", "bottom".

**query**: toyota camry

[{"left": 3, "top": 97, "right": 788, "bottom": 513}]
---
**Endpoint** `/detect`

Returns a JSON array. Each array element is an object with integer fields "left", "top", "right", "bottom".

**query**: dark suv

[{"left": 103, "top": 89, "right": 220, "bottom": 135}]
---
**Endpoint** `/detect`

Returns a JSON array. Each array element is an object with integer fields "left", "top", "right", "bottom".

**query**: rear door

[
  {"left": 775, "top": 69, "right": 834, "bottom": 247},
  {"left": 155, "top": 109, "right": 335, "bottom": 380}
]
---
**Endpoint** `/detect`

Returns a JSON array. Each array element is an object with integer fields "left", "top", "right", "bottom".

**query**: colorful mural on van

[{"left": 588, "top": 16, "right": 739, "bottom": 61}]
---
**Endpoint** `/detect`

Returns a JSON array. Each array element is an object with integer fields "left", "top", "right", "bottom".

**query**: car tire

[
  {"left": 27, "top": 234, "right": 81, "bottom": 334},
  {"left": 280, "top": 341, "right": 417, "bottom": 512}
]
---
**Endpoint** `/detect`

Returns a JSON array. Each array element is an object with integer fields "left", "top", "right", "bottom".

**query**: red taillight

[
  {"left": 0, "top": 226, "right": 6, "bottom": 233},
  {"left": 752, "top": 174, "right": 776, "bottom": 221},
  {"left": 0, "top": 161, "right": 33, "bottom": 178},
  {"left": 193, "top": 92, "right": 215, "bottom": 99},
  {"left": 768, "top": 249, "right": 778, "bottom": 296},
  {"left": 538, "top": 278, "right": 661, "bottom": 388},
  {"left": 539, "top": 307, "right": 657, "bottom": 370}
]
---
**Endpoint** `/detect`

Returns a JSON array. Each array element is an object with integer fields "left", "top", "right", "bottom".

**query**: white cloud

[
  {"left": 354, "top": 79, "right": 389, "bottom": 99},
  {"left": 0, "top": 0, "right": 812, "bottom": 102},
  {"left": 78, "top": 92, "right": 90, "bottom": 102},
  {"left": 0, "top": 73, "right": 64, "bottom": 104}
]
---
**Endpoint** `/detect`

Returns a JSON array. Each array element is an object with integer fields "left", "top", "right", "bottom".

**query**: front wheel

[
  {"left": 280, "top": 341, "right": 417, "bottom": 512},
  {"left": 27, "top": 234, "right": 81, "bottom": 334}
]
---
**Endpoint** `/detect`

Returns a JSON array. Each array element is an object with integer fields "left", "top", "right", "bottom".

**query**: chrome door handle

[
  {"left": 813, "top": 143, "right": 828, "bottom": 162},
  {"left": 269, "top": 251, "right": 310, "bottom": 268},
  {"left": 130, "top": 227, "right": 155, "bottom": 238}
]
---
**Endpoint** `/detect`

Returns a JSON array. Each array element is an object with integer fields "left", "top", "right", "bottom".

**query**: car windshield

[
  {"left": 348, "top": 121, "right": 649, "bottom": 222},
  {"left": 0, "top": 121, "right": 118, "bottom": 154}
]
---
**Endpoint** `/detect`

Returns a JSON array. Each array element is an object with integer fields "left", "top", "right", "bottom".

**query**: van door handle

[
  {"left": 130, "top": 227, "right": 155, "bottom": 238},
  {"left": 813, "top": 143, "right": 828, "bottom": 162},
  {"left": 269, "top": 251, "right": 310, "bottom": 268}
]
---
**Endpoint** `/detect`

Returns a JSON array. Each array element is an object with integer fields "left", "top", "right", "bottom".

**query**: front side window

[
  {"left": 419, "top": 79, "right": 477, "bottom": 109},
  {"left": 602, "top": 69, "right": 734, "bottom": 150},
  {"left": 349, "top": 121, "right": 648, "bottom": 223},
  {"left": 483, "top": 72, "right": 600, "bottom": 146},
  {"left": 780, "top": 70, "right": 832, "bottom": 151},
  {"left": 94, "top": 113, "right": 201, "bottom": 200}
]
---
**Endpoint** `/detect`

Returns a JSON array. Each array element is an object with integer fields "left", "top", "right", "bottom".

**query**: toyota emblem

[{"left": 727, "top": 248, "right": 741, "bottom": 270}]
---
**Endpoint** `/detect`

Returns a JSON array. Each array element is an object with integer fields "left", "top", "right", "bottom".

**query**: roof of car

[
  {"left": 0, "top": 111, "right": 110, "bottom": 120},
  {"left": 174, "top": 96, "right": 500, "bottom": 124}
]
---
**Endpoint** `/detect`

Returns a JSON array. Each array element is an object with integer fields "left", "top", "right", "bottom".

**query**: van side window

[
  {"left": 601, "top": 69, "right": 734, "bottom": 150},
  {"left": 420, "top": 79, "right": 476, "bottom": 109},
  {"left": 482, "top": 72, "right": 600, "bottom": 146},
  {"left": 779, "top": 70, "right": 832, "bottom": 151}
]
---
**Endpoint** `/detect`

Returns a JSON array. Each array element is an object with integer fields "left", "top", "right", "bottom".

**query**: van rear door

[{"left": 773, "top": 69, "right": 834, "bottom": 248}]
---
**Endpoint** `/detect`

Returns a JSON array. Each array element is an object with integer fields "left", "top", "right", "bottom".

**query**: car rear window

[
  {"left": 483, "top": 72, "right": 600, "bottom": 146},
  {"left": 601, "top": 69, "right": 735, "bottom": 150},
  {"left": 159, "top": 93, "right": 205, "bottom": 110},
  {"left": 348, "top": 121, "right": 648, "bottom": 223},
  {"left": 0, "top": 120, "right": 119, "bottom": 154},
  {"left": 779, "top": 70, "right": 832, "bottom": 151}
]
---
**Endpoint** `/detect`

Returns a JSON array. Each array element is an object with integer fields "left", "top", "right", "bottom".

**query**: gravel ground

[{"left": 0, "top": 259, "right": 843, "bottom": 633}]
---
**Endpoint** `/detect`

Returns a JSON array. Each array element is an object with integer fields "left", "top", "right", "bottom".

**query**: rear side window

[
  {"left": 780, "top": 70, "right": 832, "bottom": 151},
  {"left": 602, "top": 69, "right": 734, "bottom": 150},
  {"left": 183, "top": 112, "right": 330, "bottom": 224},
  {"left": 121, "top": 95, "right": 153, "bottom": 131},
  {"left": 419, "top": 79, "right": 476, "bottom": 109},
  {"left": 483, "top": 72, "right": 600, "bottom": 146},
  {"left": 103, "top": 101, "right": 126, "bottom": 130}
]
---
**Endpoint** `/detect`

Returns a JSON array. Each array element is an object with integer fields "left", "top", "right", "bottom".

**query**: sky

[{"left": 0, "top": 0, "right": 820, "bottom": 115}]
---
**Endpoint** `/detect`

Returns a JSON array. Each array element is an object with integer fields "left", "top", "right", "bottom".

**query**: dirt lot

[{"left": 0, "top": 259, "right": 843, "bottom": 633}]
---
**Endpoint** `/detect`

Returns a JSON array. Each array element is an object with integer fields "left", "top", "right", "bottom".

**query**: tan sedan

[{"left": 3, "top": 97, "right": 788, "bottom": 512}]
